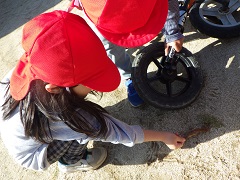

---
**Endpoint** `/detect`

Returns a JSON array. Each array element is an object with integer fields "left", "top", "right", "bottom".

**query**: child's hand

[
  {"left": 143, "top": 130, "right": 186, "bottom": 149},
  {"left": 164, "top": 37, "right": 184, "bottom": 56},
  {"left": 161, "top": 132, "right": 186, "bottom": 150}
]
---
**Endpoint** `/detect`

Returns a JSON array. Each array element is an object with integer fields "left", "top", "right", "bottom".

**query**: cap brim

[
  {"left": 10, "top": 54, "right": 120, "bottom": 100},
  {"left": 81, "top": 56, "right": 121, "bottom": 92},
  {"left": 10, "top": 54, "right": 33, "bottom": 100},
  {"left": 96, "top": 0, "right": 168, "bottom": 48}
]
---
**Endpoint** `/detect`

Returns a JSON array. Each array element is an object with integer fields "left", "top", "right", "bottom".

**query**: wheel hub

[
  {"left": 218, "top": 6, "right": 230, "bottom": 14},
  {"left": 156, "top": 65, "right": 177, "bottom": 83}
]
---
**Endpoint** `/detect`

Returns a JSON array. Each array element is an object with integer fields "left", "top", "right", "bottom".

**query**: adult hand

[{"left": 165, "top": 37, "right": 184, "bottom": 56}]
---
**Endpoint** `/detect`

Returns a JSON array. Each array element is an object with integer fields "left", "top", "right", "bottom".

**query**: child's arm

[
  {"left": 90, "top": 113, "right": 185, "bottom": 149},
  {"left": 143, "top": 130, "right": 186, "bottom": 149}
]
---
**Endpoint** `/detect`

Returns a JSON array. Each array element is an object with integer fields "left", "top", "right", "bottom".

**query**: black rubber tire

[
  {"left": 189, "top": 0, "right": 240, "bottom": 38},
  {"left": 131, "top": 42, "right": 203, "bottom": 109}
]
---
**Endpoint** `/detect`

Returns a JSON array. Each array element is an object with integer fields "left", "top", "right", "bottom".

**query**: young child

[
  {"left": 68, "top": 0, "right": 185, "bottom": 107},
  {"left": 0, "top": 10, "right": 185, "bottom": 173}
]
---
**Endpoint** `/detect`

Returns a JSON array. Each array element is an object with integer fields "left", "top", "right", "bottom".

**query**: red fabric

[
  {"left": 10, "top": 10, "right": 120, "bottom": 100},
  {"left": 80, "top": 0, "right": 168, "bottom": 47}
]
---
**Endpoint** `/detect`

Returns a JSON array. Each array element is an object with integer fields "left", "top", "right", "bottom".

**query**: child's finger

[{"left": 175, "top": 133, "right": 186, "bottom": 143}]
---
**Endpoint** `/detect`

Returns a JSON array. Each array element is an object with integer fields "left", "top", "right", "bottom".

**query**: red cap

[
  {"left": 10, "top": 10, "right": 121, "bottom": 100},
  {"left": 79, "top": 0, "right": 168, "bottom": 47}
]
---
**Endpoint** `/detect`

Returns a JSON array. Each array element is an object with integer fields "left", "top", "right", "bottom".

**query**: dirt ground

[{"left": 1, "top": 0, "right": 240, "bottom": 179}]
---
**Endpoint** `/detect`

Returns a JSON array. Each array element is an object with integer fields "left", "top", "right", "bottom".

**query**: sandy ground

[{"left": 1, "top": 0, "right": 240, "bottom": 179}]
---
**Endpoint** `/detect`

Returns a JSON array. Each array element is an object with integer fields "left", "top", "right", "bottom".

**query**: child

[
  {"left": 69, "top": 0, "right": 185, "bottom": 107},
  {"left": 0, "top": 10, "right": 185, "bottom": 173}
]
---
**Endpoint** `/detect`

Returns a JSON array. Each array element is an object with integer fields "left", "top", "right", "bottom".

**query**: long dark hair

[{"left": 1, "top": 80, "right": 108, "bottom": 144}]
